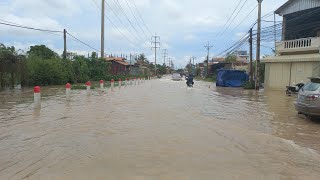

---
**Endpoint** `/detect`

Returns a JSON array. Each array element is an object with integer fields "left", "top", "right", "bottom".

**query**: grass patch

[{"left": 71, "top": 85, "right": 96, "bottom": 90}]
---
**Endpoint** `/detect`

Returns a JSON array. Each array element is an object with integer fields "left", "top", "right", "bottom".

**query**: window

[{"left": 303, "top": 82, "right": 320, "bottom": 91}]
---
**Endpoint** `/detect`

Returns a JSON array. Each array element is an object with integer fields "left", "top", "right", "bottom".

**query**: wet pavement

[{"left": 1, "top": 77, "right": 320, "bottom": 180}]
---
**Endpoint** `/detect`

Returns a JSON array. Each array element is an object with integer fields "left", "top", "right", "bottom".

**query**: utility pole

[
  {"left": 151, "top": 34, "right": 160, "bottom": 75},
  {"left": 129, "top": 54, "right": 132, "bottom": 73},
  {"left": 274, "top": 11, "right": 277, "bottom": 55},
  {"left": 255, "top": 0, "right": 262, "bottom": 90},
  {"left": 192, "top": 56, "right": 196, "bottom": 75},
  {"left": 162, "top": 49, "right": 168, "bottom": 66},
  {"left": 101, "top": 0, "right": 105, "bottom": 58},
  {"left": 63, "top": 29, "right": 67, "bottom": 59},
  {"left": 249, "top": 28, "right": 253, "bottom": 84},
  {"left": 204, "top": 41, "right": 213, "bottom": 77}
]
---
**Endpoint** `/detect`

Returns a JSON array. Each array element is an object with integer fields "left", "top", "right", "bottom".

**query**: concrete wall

[{"left": 265, "top": 61, "right": 320, "bottom": 90}]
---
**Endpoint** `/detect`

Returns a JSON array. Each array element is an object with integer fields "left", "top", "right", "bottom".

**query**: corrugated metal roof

[{"left": 275, "top": 0, "right": 320, "bottom": 16}]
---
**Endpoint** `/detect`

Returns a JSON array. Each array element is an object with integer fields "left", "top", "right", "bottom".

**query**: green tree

[
  {"left": 0, "top": 44, "right": 24, "bottom": 88},
  {"left": 72, "top": 56, "right": 89, "bottom": 83},
  {"left": 225, "top": 55, "right": 237, "bottom": 63},
  {"left": 27, "top": 45, "right": 58, "bottom": 59}
]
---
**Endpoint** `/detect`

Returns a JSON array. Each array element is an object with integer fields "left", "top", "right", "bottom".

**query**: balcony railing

[{"left": 276, "top": 37, "right": 320, "bottom": 55}]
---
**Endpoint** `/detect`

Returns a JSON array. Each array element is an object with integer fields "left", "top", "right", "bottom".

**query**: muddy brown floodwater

[{"left": 1, "top": 77, "right": 320, "bottom": 180}]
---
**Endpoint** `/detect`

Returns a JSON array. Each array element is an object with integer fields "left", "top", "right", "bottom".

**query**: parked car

[
  {"left": 294, "top": 77, "right": 320, "bottom": 117},
  {"left": 172, "top": 73, "right": 182, "bottom": 81}
]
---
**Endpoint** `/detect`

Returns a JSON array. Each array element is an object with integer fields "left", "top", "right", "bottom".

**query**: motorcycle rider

[{"left": 186, "top": 74, "right": 194, "bottom": 87}]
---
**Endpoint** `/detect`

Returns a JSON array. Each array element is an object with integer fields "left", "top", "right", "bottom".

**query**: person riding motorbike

[{"left": 186, "top": 74, "right": 194, "bottom": 87}]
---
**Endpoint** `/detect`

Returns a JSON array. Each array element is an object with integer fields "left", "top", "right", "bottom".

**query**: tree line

[{"left": 0, "top": 44, "right": 149, "bottom": 88}]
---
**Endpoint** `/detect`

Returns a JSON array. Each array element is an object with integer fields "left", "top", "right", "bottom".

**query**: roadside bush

[
  {"left": 243, "top": 81, "right": 255, "bottom": 89},
  {"left": 26, "top": 56, "right": 72, "bottom": 86}
]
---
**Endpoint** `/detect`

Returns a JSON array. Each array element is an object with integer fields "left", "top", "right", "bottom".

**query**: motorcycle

[
  {"left": 186, "top": 79, "right": 194, "bottom": 87},
  {"left": 286, "top": 83, "right": 304, "bottom": 95}
]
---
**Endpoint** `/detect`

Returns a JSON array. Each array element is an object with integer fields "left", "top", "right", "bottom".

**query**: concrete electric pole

[
  {"left": 255, "top": 0, "right": 262, "bottom": 90},
  {"left": 162, "top": 49, "right": 168, "bottom": 66},
  {"left": 249, "top": 28, "right": 253, "bottom": 84},
  {"left": 192, "top": 56, "right": 196, "bottom": 75},
  {"left": 63, "top": 29, "right": 67, "bottom": 59},
  {"left": 204, "top": 42, "right": 213, "bottom": 77},
  {"left": 101, "top": 0, "right": 105, "bottom": 59},
  {"left": 151, "top": 34, "right": 160, "bottom": 75}
]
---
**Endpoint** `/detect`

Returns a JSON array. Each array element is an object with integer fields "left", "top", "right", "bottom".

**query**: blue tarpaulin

[{"left": 216, "top": 69, "right": 249, "bottom": 87}]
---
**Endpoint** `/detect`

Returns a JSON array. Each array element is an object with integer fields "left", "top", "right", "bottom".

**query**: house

[
  {"left": 262, "top": 0, "right": 320, "bottom": 90},
  {"left": 105, "top": 57, "right": 129, "bottom": 75},
  {"left": 212, "top": 57, "right": 225, "bottom": 63},
  {"left": 231, "top": 50, "right": 249, "bottom": 64}
]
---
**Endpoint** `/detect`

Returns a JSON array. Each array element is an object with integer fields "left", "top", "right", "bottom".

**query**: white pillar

[
  {"left": 86, "top": 81, "right": 91, "bottom": 95},
  {"left": 119, "top": 78, "right": 122, "bottom": 88},
  {"left": 66, "top": 83, "right": 71, "bottom": 101},
  {"left": 34, "top": 86, "right": 41, "bottom": 108},
  {"left": 111, "top": 79, "right": 114, "bottom": 91},
  {"left": 100, "top": 80, "right": 104, "bottom": 91}
]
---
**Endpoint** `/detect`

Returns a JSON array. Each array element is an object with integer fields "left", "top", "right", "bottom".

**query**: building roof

[
  {"left": 104, "top": 57, "right": 129, "bottom": 65},
  {"left": 117, "top": 61, "right": 129, "bottom": 66},
  {"left": 275, "top": 0, "right": 320, "bottom": 16},
  {"left": 212, "top": 57, "right": 225, "bottom": 62},
  {"left": 198, "top": 63, "right": 204, "bottom": 67},
  {"left": 105, "top": 57, "right": 126, "bottom": 61}
]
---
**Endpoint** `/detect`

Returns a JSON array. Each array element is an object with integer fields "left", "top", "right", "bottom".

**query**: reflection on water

[{"left": 0, "top": 78, "right": 320, "bottom": 179}]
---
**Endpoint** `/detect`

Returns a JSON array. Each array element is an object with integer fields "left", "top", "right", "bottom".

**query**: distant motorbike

[
  {"left": 286, "top": 83, "right": 304, "bottom": 95},
  {"left": 186, "top": 81, "right": 194, "bottom": 87}
]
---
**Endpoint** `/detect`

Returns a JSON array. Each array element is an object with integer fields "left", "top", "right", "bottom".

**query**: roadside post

[
  {"left": 66, "top": 83, "right": 71, "bottom": 101},
  {"left": 100, "top": 80, "right": 104, "bottom": 91},
  {"left": 119, "top": 78, "right": 122, "bottom": 88},
  {"left": 34, "top": 86, "right": 41, "bottom": 108},
  {"left": 86, "top": 81, "right": 91, "bottom": 95},
  {"left": 111, "top": 79, "right": 114, "bottom": 91}
]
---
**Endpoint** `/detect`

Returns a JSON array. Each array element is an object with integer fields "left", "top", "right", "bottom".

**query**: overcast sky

[{"left": 0, "top": 0, "right": 287, "bottom": 68}]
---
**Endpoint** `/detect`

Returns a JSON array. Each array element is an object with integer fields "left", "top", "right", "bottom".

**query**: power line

[
  {"left": 102, "top": 0, "right": 141, "bottom": 43},
  {"left": 131, "top": 0, "right": 153, "bottom": 36},
  {"left": 215, "top": 0, "right": 244, "bottom": 40},
  {"left": 66, "top": 32, "right": 100, "bottom": 52},
  {"left": 0, "top": 20, "right": 100, "bottom": 53},
  {"left": 113, "top": 0, "right": 146, "bottom": 42},
  {"left": 219, "top": 0, "right": 249, "bottom": 38},
  {"left": 90, "top": 0, "right": 140, "bottom": 47},
  {"left": 123, "top": 0, "right": 149, "bottom": 40},
  {"left": 0, "top": 21, "right": 62, "bottom": 33}
]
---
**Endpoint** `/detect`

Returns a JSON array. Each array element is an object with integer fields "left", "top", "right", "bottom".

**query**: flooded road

[{"left": 1, "top": 77, "right": 320, "bottom": 180}]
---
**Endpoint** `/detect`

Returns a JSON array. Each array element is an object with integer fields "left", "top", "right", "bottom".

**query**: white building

[{"left": 263, "top": 0, "right": 320, "bottom": 90}]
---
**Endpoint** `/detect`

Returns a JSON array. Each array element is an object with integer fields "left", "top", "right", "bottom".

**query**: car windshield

[{"left": 303, "top": 82, "right": 320, "bottom": 91}]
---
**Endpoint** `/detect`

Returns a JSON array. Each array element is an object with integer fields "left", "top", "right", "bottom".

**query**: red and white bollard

[
  {"left": 118, "top": 78, "right": 122, "bottom": 87},
  {"left": 100, "top": 80, "right": 104, "bottom": 90},
  {"left": 134, "top": 77, "right": 137, "bottom": 85},
  {"left": 111, "top": 79, "right": 115, "bottom": 90},
  {"left": 34, "top": 86, "right": 41, "bottom": 108},
  {"left": 86, "top": 81, "right": 91, "bottom": 95},
  {"left": 66, "top": 83, "right": 71, "bottom": 101},
  {"left": 126, "top": 78, "right": 128, "bottom": 86},
  {"left": 130, "top": 78, "right": 133, "bottom": 85}
]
